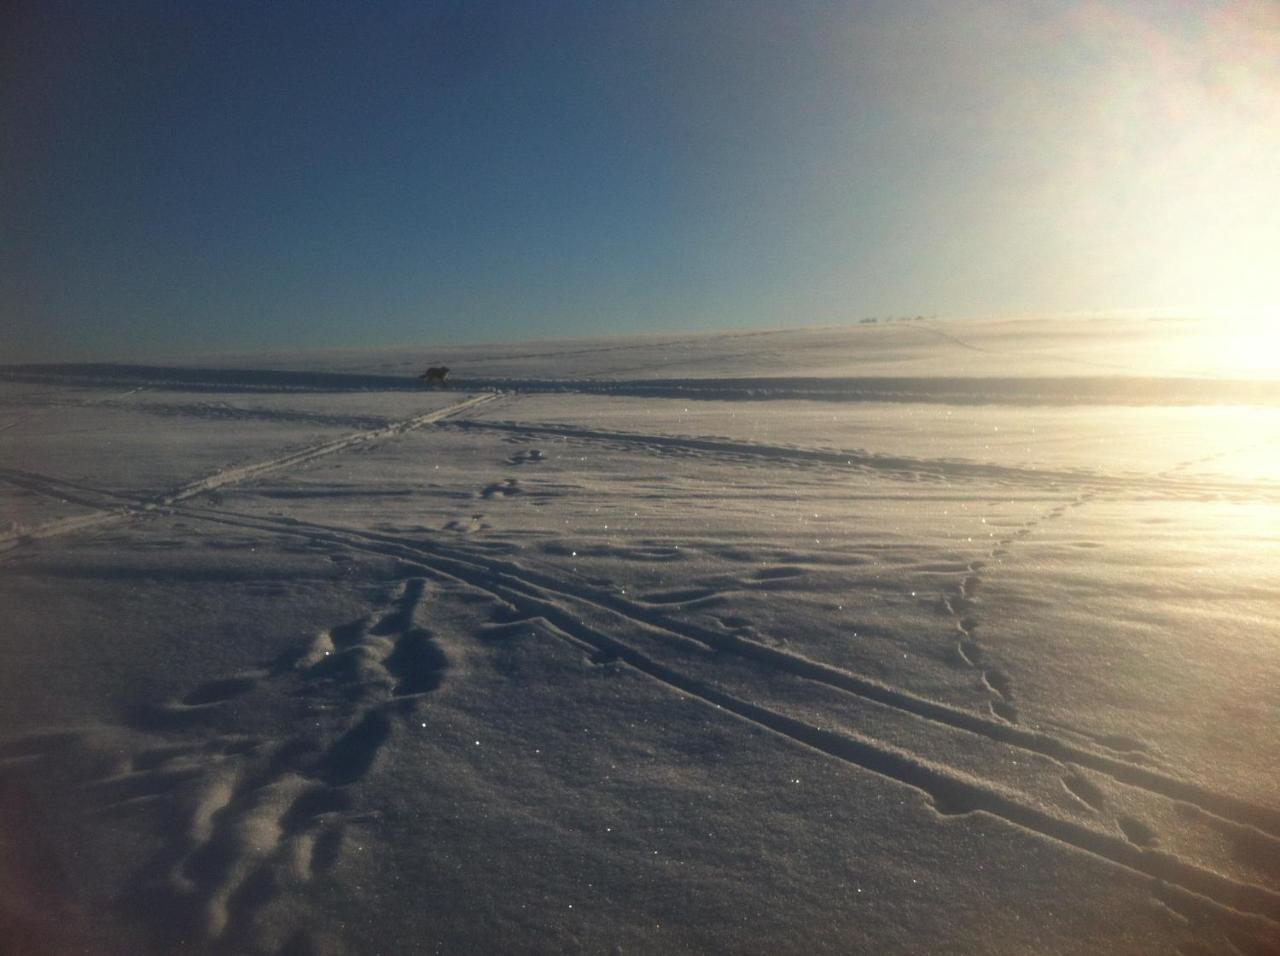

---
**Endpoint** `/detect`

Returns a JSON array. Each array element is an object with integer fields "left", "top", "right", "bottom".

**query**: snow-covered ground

[{"left": 2, "top": 316, "right": 1278, "bottom": 954}]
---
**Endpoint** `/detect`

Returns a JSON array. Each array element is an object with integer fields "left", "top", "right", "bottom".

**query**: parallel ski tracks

[
  {"left": 0, "top": 393, "right": 499, "bottom": 551},
  {"left": 158, "top": 393, "right": 498, "bottom": 505},
  {"left": 4, "top": 394, "right": 1280, "bottom": 924},
  {"left": 93, "top": 502, "right": 1280, "bottom": 926}
]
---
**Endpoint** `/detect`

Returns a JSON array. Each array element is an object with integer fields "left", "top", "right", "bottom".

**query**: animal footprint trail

[
  {"left": 1156, "top": 440, "right": 1259, "bottom": 481},
  {"left": 85, "top": 577, "right": 449, "bottom": 950},
  {"left": 943, "top": 560, "right": 1019, "bottom": 723},
  {"left": 75, "top": 501, "right": 1280, "bottom": 933},
  {"left": 941, "top": 492, "right": 1099, "bottom": 725},
  {"left": 178, "top": 504, "right": 1280, "bottom": 837},
  {"left": 461, "top": 570, "right": 1280, "bottom": 927},
  {"left": 932, "top": 494, "right": 1242, "bottom": 883}
]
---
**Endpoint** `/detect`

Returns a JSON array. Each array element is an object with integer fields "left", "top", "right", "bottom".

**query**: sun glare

[
  {"left": 1049, "top": 2, "right": 1280, "bottom": 326},
  {"left": 1202, "top": 316, "right": 1280, "bottom": 378}
]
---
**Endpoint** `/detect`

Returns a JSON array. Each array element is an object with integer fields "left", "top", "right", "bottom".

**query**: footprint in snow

[
  {"left": 40, "top": 578, "right": 452, "bottom": 950},
  {"left": 505, "top": 448, "right": 545, "bottom": 466},
  {"left": 480, "top": 478, "right": 522, "bottom": 499}
]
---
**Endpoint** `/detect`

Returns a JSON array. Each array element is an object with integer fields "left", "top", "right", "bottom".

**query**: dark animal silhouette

[{"left": 419, "top": 366, "right": 450, "bottom": 386}]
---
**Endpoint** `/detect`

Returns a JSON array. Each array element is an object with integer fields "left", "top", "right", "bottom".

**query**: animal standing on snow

[{"left": 420, "top": 366, "right": 450, "bottom": 387}]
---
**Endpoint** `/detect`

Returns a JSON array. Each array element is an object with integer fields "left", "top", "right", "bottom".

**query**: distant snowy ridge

[{"left": 6, "top": 364, "right": 1280, "bottom": 406}]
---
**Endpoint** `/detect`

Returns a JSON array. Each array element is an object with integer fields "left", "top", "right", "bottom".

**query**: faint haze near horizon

[{"left": 2, "top": 0, "right": 1277, "bottom": 363}]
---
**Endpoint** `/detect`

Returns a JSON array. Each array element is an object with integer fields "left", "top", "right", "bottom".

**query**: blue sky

[{"left": 3, "top": 1, "right": 1277, "bottom": 361}]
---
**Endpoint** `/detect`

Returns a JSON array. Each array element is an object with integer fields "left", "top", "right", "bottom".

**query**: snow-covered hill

[{"left": 2, "top": 316, "right": 1278, "bottom": 954}]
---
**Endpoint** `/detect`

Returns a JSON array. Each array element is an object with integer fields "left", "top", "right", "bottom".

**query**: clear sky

[{"left": 2, "top": 0, "right": 1277, "bottom": 361}]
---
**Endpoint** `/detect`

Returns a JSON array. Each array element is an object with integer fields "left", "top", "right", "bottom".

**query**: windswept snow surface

[{"left": 2, "top": 317, "right": 1279, "bottom": 954}]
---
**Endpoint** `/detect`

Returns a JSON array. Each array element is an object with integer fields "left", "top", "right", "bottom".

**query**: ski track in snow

[
  {"left": 5, "top": 480, "right": 1280, "bottom": 935},
  {"left": 0, "top": 393, "right": 501, "bottom": 552},
  {"left": 3, "top": 373, "right": 1280, "bottom": 950},
  {"left": 134, "top": 506, "right": 1280, "bottom": 930}
]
